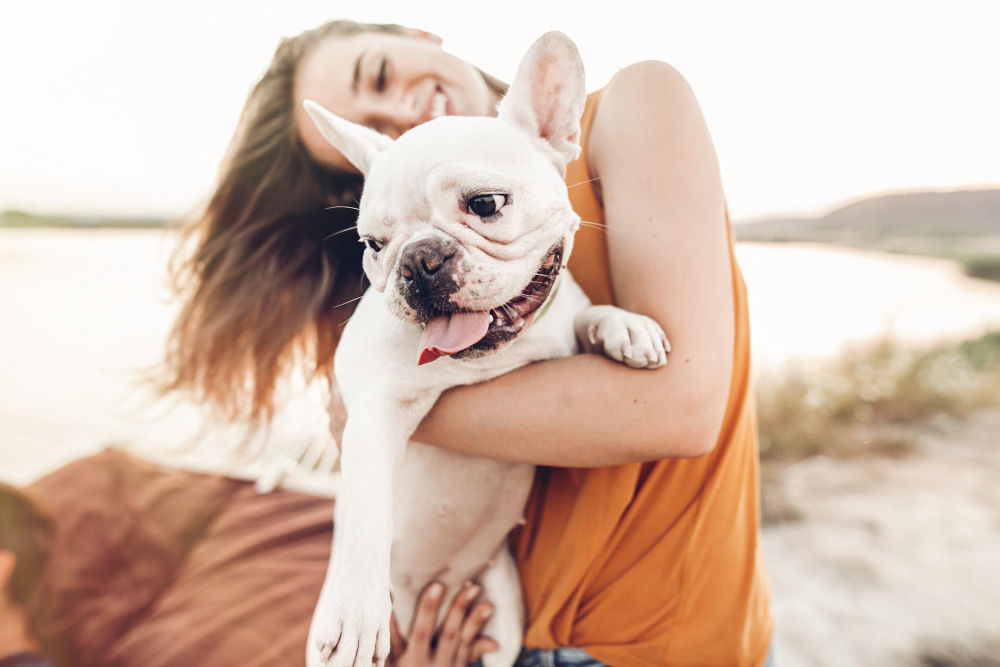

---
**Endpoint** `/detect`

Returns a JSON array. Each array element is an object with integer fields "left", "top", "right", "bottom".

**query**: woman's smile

[{"left": 294, "top": 31, "right": 497, "bottom": 172}]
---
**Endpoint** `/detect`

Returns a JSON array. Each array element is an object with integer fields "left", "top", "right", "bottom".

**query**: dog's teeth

[{"left": 430, "top": 92, "right": 447, "bottom": 119}]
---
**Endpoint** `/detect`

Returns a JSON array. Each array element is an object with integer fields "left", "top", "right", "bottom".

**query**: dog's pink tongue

[{"left": 418, "top": 311, "right": 491, "bottom": 365}]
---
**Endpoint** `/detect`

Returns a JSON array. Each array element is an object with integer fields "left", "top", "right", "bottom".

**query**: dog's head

[{"left": 304, "top": 31, "right": 585, "bottom": 364}]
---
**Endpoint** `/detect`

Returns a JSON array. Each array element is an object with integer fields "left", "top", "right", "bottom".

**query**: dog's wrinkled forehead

[{"left": 355, "top": 116, "right": 560, "bottom": 233}]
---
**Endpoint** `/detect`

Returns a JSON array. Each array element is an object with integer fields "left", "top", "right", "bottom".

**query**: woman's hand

[{"left": 389, "top": 582, "right": 499, "bottom": 666}]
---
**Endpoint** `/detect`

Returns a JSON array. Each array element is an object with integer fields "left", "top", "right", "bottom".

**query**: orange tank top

[{"left": 514, "top": 91, "right": 773, "bottom": 666}]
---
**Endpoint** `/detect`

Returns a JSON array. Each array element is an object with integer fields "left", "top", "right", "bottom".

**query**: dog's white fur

[{"left": 303, "top": 32, "right": 669, "bottom": 667}]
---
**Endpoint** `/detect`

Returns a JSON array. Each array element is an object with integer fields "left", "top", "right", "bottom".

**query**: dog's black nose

[
  {"left": 399, "top": 241, "right": 457, "bottom": 282},
  {"left": 398, "top": 239, "right": 461, "bottom": 319}
]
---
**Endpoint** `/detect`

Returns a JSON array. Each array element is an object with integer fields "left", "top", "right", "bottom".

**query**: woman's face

[{"left": 294, "top": 30, "right": 499, "bottom": 172}]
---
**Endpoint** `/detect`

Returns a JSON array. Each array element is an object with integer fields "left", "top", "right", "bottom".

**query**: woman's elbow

[
  {"left": 676, "top": 407, "right": 725, "bottom": 458},
  {"left": 640, "top": 379, "right": 728, "bottom": 460}
]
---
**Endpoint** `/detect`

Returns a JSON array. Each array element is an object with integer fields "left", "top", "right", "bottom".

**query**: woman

[{"left": 166, "top": 19, "right": 773, "bottom": 667}]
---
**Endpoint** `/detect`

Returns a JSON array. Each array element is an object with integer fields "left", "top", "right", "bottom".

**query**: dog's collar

[{"left": 533, "top": 273, "right": 562, "bottom": 323}]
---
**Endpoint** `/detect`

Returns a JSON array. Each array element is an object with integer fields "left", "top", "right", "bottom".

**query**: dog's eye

[
  {"left": 467, "top": 194, "right": 508, "bottom": 218},
  {"left": 362, "top": 237, "right": 385, "bottom": 253}
]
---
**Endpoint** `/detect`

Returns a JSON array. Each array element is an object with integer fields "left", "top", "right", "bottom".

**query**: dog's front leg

[{"left": 308, "top": 394, "right": 431, "bottom": 667}]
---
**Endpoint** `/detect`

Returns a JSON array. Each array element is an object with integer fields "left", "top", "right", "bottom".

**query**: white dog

[{"left": 302, "top": 32, "right": 669, "bottom": 667}]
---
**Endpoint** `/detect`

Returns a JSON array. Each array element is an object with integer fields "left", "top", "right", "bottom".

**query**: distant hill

[
  {"left": 735, "top": 189, "right": 1000, "bottom": 281},
  {"left": 0, "top": 209, "right": 165, "bottom": 228},
  {"left": 736, "top": 189, "right": 999, "bottom": 242}
]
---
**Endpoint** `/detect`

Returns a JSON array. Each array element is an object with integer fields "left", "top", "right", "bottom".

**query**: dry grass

[{"left": 756, "top": 331, "right": 1000, "bottom": 462}]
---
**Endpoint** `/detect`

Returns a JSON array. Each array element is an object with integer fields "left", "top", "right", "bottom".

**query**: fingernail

[
  {"left": 465, "top": 585, "right": 481, "bottom": 601},
  {"left": 429, "top": 583, "right": 443, "bottom": 600},
  {"left": 481, "top": 605, "right": 494, "bottom": 620}
]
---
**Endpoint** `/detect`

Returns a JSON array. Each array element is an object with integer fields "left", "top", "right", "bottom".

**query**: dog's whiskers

[
  {"left": 567, "top": 176, "right": 601, "bottom": 189},
  {"left": 325, "top": 205, "right": 361, "bottom": 212},
  {"left": 324, "top": 225, "right": 359, "bottom": 240},
  {"left": 332, "top": 295, "right": 365, "bottom": 310},
  {"left": 578, "top": 219, "right": 623, "bottom": 232}
]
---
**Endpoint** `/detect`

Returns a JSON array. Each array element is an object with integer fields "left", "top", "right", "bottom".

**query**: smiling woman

[{"left": 294, "top": 28, "right": 499, "bottom": 156}]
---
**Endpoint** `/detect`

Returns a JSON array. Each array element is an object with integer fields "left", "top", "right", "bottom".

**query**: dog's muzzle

[{"left": 415, "top": 242, "right": 564, "bottom": 365}]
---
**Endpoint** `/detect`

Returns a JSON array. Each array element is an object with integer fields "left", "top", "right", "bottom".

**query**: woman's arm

[{"left": 410, "top": 61, "right": 735, "bottom": 466}]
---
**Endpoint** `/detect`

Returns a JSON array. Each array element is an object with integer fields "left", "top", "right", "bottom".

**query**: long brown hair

[{"left": 164, "top": 20, "right": 506, "bottom": 424}]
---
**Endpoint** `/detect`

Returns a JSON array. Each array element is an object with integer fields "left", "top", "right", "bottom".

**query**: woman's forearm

[{"left": 411, "top": 346, "right": 730, "bottom": 467}]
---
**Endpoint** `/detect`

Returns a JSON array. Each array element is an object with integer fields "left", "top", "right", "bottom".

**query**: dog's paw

[
  {"left": 310, "top": 591, "right": 392, "bottom": 667},
  {"left": 579, "top": 307, "right": 670, "bottom": 369}
]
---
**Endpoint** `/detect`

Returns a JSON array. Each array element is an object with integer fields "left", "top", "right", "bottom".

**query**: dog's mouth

[{"left": 417, "top": 244, "right": 563, "bottom": 365}]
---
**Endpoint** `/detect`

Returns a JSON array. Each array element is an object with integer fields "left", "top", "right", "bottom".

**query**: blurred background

[{"left": 2, "top": 1, "right": 999, "bottom": 665}]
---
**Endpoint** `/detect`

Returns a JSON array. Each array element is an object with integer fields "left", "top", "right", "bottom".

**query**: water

[
  {"left": 0, "top": 229, "right": 332, "bottom": 484},
  {"left": 3, "top": 229, "right": 1000, "bottom": 483},
  {"left": 737, "top": 242, "right": 1000, "bottom": 367}
]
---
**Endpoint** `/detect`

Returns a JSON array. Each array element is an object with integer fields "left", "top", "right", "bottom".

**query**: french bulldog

[{"left": 302, "top": 31, "right": 669, "bottom": 667}]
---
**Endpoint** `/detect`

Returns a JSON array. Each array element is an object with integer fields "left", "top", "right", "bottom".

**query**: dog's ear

[
  {"left": 302, "top": 100, "right": 392, "bottom": 176},
  {"left": 497, "top": 31, "right": 586, "bottom": 173}
]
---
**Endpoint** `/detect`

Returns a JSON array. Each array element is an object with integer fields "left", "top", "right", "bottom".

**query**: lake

[{"left": 3, "top": 229, "right": 1000, "bottom": 483}]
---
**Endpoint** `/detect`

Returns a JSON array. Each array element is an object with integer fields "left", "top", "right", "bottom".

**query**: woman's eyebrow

[{"left": 351, "top": 51, "right": 366, "bottom": 94}]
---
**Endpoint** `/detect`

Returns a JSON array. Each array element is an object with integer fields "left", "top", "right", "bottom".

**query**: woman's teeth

[{"left": 430, "top": 92, "right": 447, "bottom": 119}]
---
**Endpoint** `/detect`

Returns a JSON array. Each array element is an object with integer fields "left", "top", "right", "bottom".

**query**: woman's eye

[
  {"left": 375, "top": 59, "right": 387, "bottom": 93},
  {"left": 467, "top": 194, "right": 508, "bottom": 218},
  {"left": 364, "top": 238, "right": 385, "bottom": 253}
]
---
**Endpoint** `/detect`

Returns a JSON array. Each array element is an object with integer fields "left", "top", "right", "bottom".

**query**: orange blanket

[{"left": 26, "top": 449, "right": 332, "bottom": 667}]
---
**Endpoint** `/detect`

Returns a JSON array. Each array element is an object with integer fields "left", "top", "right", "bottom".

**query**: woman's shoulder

[
  {"left": 604, "top": 59, "right": 693, "bottom": 97},
  {"left": 586, "top": 60, "right": 703, "bottom": 172}
]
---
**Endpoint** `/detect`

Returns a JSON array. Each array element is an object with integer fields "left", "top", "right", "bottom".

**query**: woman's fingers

[
  {"left": 391, "top": 582, "right": 498, "bottom": 666},
  {"left": 471, "top": 637, "right": 501, "bottom": 664},
  {"left": 435, "top": 583, "right": 481, "bottom": 664},
  {"left": 407, "top": 582, "right": 445, "bottom": 658},
  {"left": 454, "top": 602, "right": 496, "bottom": 665}
]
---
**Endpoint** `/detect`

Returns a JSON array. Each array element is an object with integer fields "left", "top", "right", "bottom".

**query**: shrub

[{"left": 756, "top": 332, "right": 1000, "bottom": 461}]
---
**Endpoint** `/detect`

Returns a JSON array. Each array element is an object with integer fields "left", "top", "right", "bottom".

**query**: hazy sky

[{"left": 1, "top": 0, "right": 997, "bottom": 221}]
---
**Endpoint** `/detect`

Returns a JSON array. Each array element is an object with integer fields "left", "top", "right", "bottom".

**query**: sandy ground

[
  {"left": 763, "top": 410, "right": 1000, "bottom": 666},
  {"left": 3, "top": 229, "right": 1000, "bottom": 664}
]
